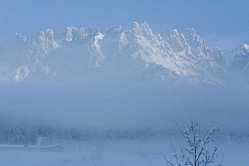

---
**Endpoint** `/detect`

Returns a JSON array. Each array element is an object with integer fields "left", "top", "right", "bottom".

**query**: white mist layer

[{"left": 0, "top": 22, "right": 249, "bottom": 133}]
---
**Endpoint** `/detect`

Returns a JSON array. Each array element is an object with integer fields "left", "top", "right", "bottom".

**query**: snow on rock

[
  {"left": 65, "top": 26, "right": 86, "bottom": 42},
  {"left": 89, "top": 32, "right": 105, "bottom": 67},
  {"left": 242, "top": 43, "right": 249, "bottom": 54},
  {"left": 37, "top": 29, "right": 59, "bottom": 53},
  {"left": 0, "top": 22, "right": 231, "bottom": 85},
  {"left": 119, "top": 22, "right": 224, "bottom": 84},
  {"left": 15, "top": 65, "right": 30, "bottom": 82},
  {"left": 231, "top": 43, "right": 249, "bottom": 72},
  {"left": 65, "top": 27, "right": 74, "bottom": 42}
]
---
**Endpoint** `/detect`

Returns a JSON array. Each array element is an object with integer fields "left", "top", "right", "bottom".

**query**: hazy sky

[{"left": 0, "top": 0, "right": 248, "bottom": 43}]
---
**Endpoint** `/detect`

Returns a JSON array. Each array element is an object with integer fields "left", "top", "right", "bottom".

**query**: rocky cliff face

[{"left": 0, "top": 22, "right": 246, "bottom": 86}]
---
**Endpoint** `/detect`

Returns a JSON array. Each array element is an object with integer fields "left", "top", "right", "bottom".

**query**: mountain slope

[{"left": 0, "top": 22, "right": 227, "bottom": 85}]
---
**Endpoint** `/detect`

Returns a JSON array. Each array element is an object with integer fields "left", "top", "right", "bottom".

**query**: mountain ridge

[{"left": 0, "top": 22, "right": 247, "bottom": 85}]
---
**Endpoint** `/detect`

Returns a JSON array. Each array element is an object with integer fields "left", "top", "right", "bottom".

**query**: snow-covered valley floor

[{"left": 0, "top": 138, "right": 248, "bottom": 166}]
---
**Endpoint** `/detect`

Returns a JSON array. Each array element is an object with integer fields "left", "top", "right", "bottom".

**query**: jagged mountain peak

[
  {"left": 0, "top": 22, "right": 229, "bottom": 85},
  {"left": 120, "top": 22, "right": 224, "bottom": 84},
  {"left": 241, "top": 43, "right": 249, "bottom": 54}
]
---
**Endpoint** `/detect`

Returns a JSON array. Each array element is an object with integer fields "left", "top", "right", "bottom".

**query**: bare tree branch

[{"left": 167, "top": 121, "right": 220, "bottom": 166}]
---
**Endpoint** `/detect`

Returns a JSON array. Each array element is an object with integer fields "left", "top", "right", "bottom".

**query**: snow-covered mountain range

[{"left": 0, "top": 22, "right": 247, "bottom": 85}]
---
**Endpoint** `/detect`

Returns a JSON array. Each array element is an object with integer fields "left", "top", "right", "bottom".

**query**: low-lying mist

[
  {"left": 1, "top": 76, "right": 249, "bottom": 134},
  {"left": 0, "top": 23, "right": 248, "bottom": 135}
]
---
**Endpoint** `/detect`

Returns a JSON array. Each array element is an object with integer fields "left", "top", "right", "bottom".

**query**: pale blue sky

[{"left": 0, "top": 0, "right": 248, "bottom": 45}]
